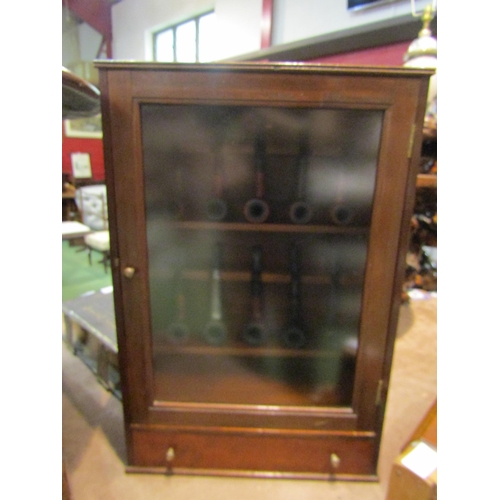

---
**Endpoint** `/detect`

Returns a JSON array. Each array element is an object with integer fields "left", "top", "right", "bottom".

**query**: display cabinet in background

[{"left": 96, "top": 61, "right": 431, "bottom": 480}]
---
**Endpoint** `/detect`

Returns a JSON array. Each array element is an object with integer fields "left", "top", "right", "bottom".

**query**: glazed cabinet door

[
  {"left": 143, "top": 103, "right": 381, "bottom": 407},
  {"left": 98, "top": 63, "right": 430, "bottom": 479}
]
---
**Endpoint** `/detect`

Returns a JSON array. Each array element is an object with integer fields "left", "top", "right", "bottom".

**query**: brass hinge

[
  {"left": 375, "top": 379, "right": 384, "bottom": 406},
  {"left": 407, "top": 123, "right": 416, "bottom": 159}
]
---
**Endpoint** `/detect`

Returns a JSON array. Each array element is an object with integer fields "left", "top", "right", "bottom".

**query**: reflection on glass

[
  {"left": 141, "top": 104, "right": 383, "bottom": 409},
  {"left": 176, "top": 20, "right": 196, "bottom": 63}
]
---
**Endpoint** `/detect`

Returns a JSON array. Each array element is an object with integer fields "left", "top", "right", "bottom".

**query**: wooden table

[{"left": 62, "top": 287, "right": 120, "bottom": 397}]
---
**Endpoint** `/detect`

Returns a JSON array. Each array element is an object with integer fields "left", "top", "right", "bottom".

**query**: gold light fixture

[{"left": 404, "top": 1, "right": 437, "bottom": 127}]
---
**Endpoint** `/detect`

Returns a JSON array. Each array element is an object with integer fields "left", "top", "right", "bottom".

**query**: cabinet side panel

[
  {"left": 375, "top": 77, "right": 430, "bottom": 443},
  {"left": 352, "top": 78, "right": 428, "bottom": 431},
  {"left": 99, "top": 69, "right": 135, "bottom": 465}
]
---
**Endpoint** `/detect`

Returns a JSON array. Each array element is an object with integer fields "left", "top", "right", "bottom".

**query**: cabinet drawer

[{"left": 129, "top": 426, "right": 377, "bottom": 480}]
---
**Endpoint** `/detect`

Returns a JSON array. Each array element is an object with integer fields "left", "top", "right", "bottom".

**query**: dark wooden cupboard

[{"left": 96, "top": 61, "right": 431, "bottom": 481}]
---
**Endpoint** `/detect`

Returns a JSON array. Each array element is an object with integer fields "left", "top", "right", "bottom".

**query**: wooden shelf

[
  {"left": 153, "top": 342, "right": 350, "bottom": 358},
  {"left": 152, "top": 353, "right": 351, "bottom": 407},
  {"left": 182, "top": 269, "right": 333, "bottom": 285},
  {"left": 166, "top": 220, "right": 370, "bottom": 234}
]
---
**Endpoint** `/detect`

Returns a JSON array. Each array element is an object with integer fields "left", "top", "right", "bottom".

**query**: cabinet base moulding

[{"left": 125, "top": 464, "right": 379, "bottom": 482}]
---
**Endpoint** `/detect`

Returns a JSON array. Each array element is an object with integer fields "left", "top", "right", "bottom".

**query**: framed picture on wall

[
  {"left": 64, "top": 114, "right": 103, "bottom": 139},
  {"left": 71, "top": 152, "right": 92, "bottom": 178}
]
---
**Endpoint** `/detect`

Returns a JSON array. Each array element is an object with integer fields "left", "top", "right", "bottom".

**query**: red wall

[
  {"left": 309, "top": 40, "right": 411, "bottom": 66},
  {"left": 62, "top": 123, "right": 105, "bottom": 181}
]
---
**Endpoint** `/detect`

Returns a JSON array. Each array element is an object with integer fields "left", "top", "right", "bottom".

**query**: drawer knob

[
  {"left": 123, "top": 266, "right": 136, "bottom": 279},
  {"left": 166, "top": 447, "right": 175, "bottom": 463},
  {"left": 330, "top": 453, "right": 341, "bottom": 470}
]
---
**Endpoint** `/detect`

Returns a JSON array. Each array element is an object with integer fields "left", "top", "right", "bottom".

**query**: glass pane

[
  {"left": 198, "top": 12, "right": 217, "bottom": 62},
  {"left": 175, "top": 20, "right": 196, "bottom": 63},
  {"left": 155, "top": 29, "right": 174, "bottom": 62},
  {"left": 141, "top": 104, "right": 383, "bottom": 409}
]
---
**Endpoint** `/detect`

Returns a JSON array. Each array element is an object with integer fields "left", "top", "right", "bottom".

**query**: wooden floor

[{"left": 62, "top": 295, "right": 437, "bottom": 500}]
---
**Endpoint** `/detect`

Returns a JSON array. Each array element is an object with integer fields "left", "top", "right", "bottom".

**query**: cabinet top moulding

[{"left": 95, "top": 60, "right": 434, "bottom": 79}]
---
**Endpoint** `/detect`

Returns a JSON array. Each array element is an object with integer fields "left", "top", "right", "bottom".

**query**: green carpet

[{"left": 62, "top": 241, "right": 112, "bottom": 301}]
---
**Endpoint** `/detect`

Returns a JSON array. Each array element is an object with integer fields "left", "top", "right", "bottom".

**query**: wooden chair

[
  {"left": 75, "top": 185, "right": 111, "bottom": 272},
  {"left": 84, "top": 230, "right": 110, "bottom": 272}
]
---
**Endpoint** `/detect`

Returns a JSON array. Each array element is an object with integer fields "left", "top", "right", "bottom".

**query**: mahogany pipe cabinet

[{"left": 96, "top": 61, "right": 432, "bottom": 481}]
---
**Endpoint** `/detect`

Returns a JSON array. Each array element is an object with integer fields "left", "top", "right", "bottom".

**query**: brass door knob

[{"left": 123, "top": 266, "right": 136, "bottom": 279}]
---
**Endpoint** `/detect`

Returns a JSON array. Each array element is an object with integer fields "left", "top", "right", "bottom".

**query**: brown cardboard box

[
  {"left": 386, "top": 441, "right": 437, "bottom": 500},
  {"left": 386, "top": 400, "right": 437, "bottom": 500}
]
